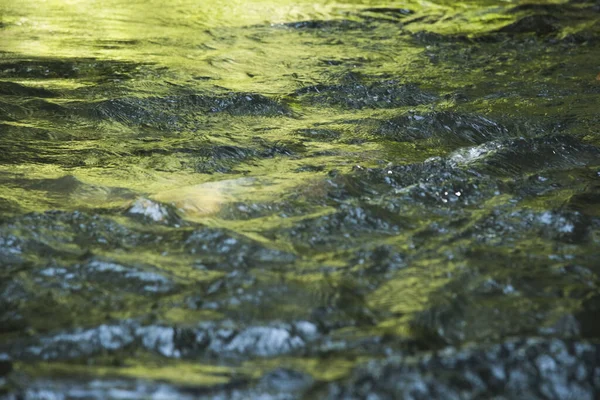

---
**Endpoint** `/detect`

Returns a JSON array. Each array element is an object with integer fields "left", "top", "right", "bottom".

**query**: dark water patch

[
  {"left": 561, "top": 19, "right": 600, "bottom": 44},
  {"left": 0, "top": 210, "right": 189, "bottom": 333},
  {"left": 199, "top": 145, "right": 255, "bottom": 160},
  {"left": 508, "top": 3, "right": 582, "bottom": 14},
  {"left": 257, "top": 140, "right": 306, "bottom": 158},
  {"left": 0, "top": 276, "right": 102, "bottom": 335},
  {"left": 0, "top": 123, "right": 78, "bottom": 141},
  {"left": 404, "top": 0, "right": 600, "bottom": 45},
  {"left": 0, "top": 359, "right": 11, "bottom": 378},
  {"left": 0, "top": 211, "right": 142, "bottom": 260},
  {"left": 409, "top": 30, "right": 475, "bottom": 45},
  {"left": 497, "top": 15, "right": 561, "bottom": 35},
  {"left": 0, "top": 136, "right": 277, "bottom": 173},
  {"left": 279, "top": 19, "right": 369, "bottom": 32},
  {"left": 185, "top": 227, "right": 296, "bottom": 270},
  {"left": 76, "top": 92, "right": 290, "bottom": 129},
  {"left": 451, "top": 135, "right": 600, "bottom": 177},
  {"left": 360, "top": 7, "right": 413, "bottom": 18},
  {"left": 0, "top": 197, "right": 21, "bottom": 220},
  {"left": 218, "top": 201, "right": 291, "bottom": 220},
  {"left": 375, "top": 111, "right": 511, "bottom": 146},
  {"left": 94, "top": 39, "right": 143, "bottom": 50},
  {"left": 216, "top": 192, "right": 327, "bottom": 221},
  {"left": 0, "top": 280, "right": 30, "bottom": 334},
  {"left": 131, "top": 137, "right": 302, "bottom": 174},
  {"left": 566, "top": 189, "right": 600, "bottom": 217},
  {"left": 357, "top": 8, "right": 414, "bottom": 24},
  {"left": 294, "top": 128, "right": 342, "bottom": 142},
  {"left": 408, "top": 249, "right": 595, "bottom": 347},
  {"left": 2, "top": 264, "right": 190, "bottom": 338},
  {"left": 77, "top": 97, "right": 184, "bottom": 129},
  {"left": 27, "top": 174, "right": 94, "bottom": 193},
  {"left": 390, "top": 170, "right": 502, "bottom": 209},
  {"left": 318, "top": 56, "right": 374, "bottom": 69},
  {"left": 131, "top": 141, "right": 240, "bottom": 156},
  {"left": 0, "top": 81, "right": 56, "bottom": 98},
  {"left": 296, "top": 73, "right": 437, "bottom": 110},
  {"left": 24, "top": 175, "right": 136, "bottom": 202},
  {"left": 308, "top": 277, "right": 382, "bottom": 332},
  {"left": 336, "top": 141, "right": 597, "bottom": 238},
  {"left": 320, "top": 59, "right": 344, "bottom": 66},
  {"left": 194, "top": 144, "right": 257, "bottom": 173},
  {"left": 409, "top": 289, "right": 542, "bottom": 348},
  {"left": 350, "top": 245, "right": 406, "bottom": 278},
  {"left": 294, "top": 164, "right": 325, "bottom": 173},
  {"left": 345, "top": 157, "right": 503, "bottom": 207},
  {"left": 576, "top": 293, "right": 600, "bottom": 339},
  {"left": 20, "top": 98, "right": 69, "bottom": 118},
  {"left": 274, "top": 203, "right": 404, "bottom": 253},
  {"left": 187, "top": 271, "right": 325, "bottom": 323},
  {"left": 298, "top": 81, "right": 437, "bottom": 110},
  {"left": 0, "top": 58, "right": 145, "bottom": 81},
  {"left": 510, "top": 166, "right": 600, "bottom": 213},
  {"left": 277, "top": 8, "right": 415, "bottom": 33},
  {"left": 206, "top": 93, "right": 291, "bottom": 117},
  {"left": 0, "top": 100, "right": 28, "bottom": 121},
  {"left": 0, "top": 142, "right": 118, "bottom": 168},
  {"left": 488, "top": 1, "right": 600, "bottom": 42},
  {"left": 507, "top": 0, "right": 600, "bottom": 19}
]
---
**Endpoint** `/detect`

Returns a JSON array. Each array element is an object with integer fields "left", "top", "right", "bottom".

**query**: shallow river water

[{"left": 1, "top": 0, "right": 600, "bottom": 398}]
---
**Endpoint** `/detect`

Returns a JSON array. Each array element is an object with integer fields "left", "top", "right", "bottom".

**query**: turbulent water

[{"left": 0, "top": 0, "right": 600, "bottom": 398}]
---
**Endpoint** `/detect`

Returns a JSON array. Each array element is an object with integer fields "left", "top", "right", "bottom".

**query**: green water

[{"left": 0, "top": 0, "right": 599, "bottom": 398}]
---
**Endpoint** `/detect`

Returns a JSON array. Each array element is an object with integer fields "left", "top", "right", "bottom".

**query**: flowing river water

[{"left": 0, "top": 0, "right": 599, "bottom": 398}]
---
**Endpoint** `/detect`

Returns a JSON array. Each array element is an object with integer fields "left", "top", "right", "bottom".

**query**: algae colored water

[{"left": 0, "top": 0, "right": 599, "bottom": 398}]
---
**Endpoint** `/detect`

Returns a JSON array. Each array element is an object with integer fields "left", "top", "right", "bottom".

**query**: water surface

[{"left": 1, "top": 0, "right": 600, "bottom": 398}]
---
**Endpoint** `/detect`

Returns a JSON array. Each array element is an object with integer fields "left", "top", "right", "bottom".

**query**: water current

[{"left": 1, "top": 0, "right": 600, "bottom": 398}]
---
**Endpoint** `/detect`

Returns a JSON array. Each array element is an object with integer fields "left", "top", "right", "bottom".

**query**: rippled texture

[{"left": 1, "top": 0, "right": 600, "bottom": 398}]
